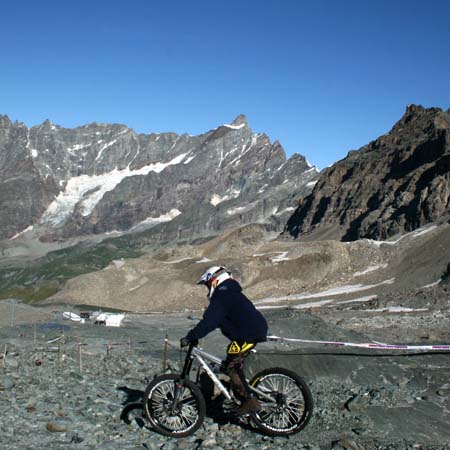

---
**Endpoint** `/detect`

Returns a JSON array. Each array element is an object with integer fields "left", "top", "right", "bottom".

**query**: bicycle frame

[{"left": 180, "top": 344, "right": 275, "bottom": 403}]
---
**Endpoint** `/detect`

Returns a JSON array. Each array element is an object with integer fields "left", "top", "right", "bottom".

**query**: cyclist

[{"left": 181, "top": 265, "right": 268, "bottom": 415}]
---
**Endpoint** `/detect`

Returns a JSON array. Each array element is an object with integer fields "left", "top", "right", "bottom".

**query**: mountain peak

[
  {"left": 0, "top": 114, "right": 12, "bottom": 127},
  {"left": 218, "top": 114, "right": 249, "bottom": 131},
  {"left": 230, "top": 114, "right": 248, "bottom": 127},
  {"left": 285, "top": 104, "right": 450, "bottom": 241},
  {"left": 391, "top": 104, "right": 448, "bottom": 135},
  {"left": 38, "top": 119, "right": 53, "bottom": 129}
]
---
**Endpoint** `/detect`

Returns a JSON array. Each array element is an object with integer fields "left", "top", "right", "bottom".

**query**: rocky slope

[
  {"left": 285, "top": 105, "right": 450, "bottom": 241},
  {"left": 1, "top": 302, "right": 450, "bottom": 449},
  {"left": 45, "top": 218, "right": 450, "bottom": 313},
  {"left": 0, "top": 114, "right": 318, "bottom": 243}
]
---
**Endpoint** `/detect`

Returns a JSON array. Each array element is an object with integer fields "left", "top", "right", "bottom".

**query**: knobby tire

[
  {"left": 143, "top": 373, "right": 206, "bottom": 438},
  {"left": 249, "top": 367, "right": 313, "bottom": 436}
]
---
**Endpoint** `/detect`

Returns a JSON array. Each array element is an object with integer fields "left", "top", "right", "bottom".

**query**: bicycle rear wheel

[
  {"left": 249, "top": 367, "right": 313, "bottom": 436},
  {"left": 143, "top": 374, "right": 206, "bottom": 438}
]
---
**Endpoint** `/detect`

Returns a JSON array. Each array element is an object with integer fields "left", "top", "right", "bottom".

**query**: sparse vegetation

[{"left": 0, "top": 239, "right": 143, "bottom": 303}]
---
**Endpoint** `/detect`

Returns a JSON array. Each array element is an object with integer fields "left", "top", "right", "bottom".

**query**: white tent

[
  {"left": 94, "top": 313, "right": 125, "bottom": 327},
  {"left": 63, "top": 312, "right": 85, "bottom": 323}
]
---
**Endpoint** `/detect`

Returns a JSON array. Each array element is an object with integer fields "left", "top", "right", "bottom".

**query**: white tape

[
  {"left": 47, "top": 335, "right": 65, "bottom": 344},
  {"left": 267, "top": 335, "right": 450, "bottom": 351}
]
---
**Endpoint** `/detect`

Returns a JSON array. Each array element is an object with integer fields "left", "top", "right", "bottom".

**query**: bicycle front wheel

[
  {"left": 143, "top": 374, "right": 206, "bottom": 438},
  {"left": 249, "top": 367, "right": 313, "bottom": 436}
]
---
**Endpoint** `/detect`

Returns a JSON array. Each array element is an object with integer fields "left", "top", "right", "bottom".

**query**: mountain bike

[{"left": 143, "top": 342, "right": 313, "bottom": 437}]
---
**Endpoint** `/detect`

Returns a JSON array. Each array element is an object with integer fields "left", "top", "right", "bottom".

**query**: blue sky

[{"left": 1, "top": 0, "right": 449, "bottom": 169}]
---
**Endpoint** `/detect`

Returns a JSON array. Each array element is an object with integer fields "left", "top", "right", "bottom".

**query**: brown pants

[{"left": 224, "top": 341, "right": 256, "bottom": 398}]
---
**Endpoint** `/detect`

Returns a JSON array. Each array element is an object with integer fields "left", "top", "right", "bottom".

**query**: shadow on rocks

[
  {"left": 117, "top": 386, "right": 148, "bottom": 429},
  {"left": 116, "top": 379, "right": 275, "bottom": 438}
]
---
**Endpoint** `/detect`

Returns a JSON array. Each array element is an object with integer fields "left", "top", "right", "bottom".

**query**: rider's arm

[{"left": 186, "top": 298, "right": 225, "bottom": 342}]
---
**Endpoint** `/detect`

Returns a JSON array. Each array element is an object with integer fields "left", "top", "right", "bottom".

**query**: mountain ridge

[{"left": 0, "top": 113, "right": 318, "bottom": 243}]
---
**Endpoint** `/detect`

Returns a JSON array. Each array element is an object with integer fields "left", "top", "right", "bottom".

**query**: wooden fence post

[
  {"left": 77, "top": 337, "right": 82, "bottom": 372},
  {"left": 163, "top": 335, "right": 168, "bottom": 371},
  {"left": 2, "top": 344, "right": 7, "bottom": 368}
]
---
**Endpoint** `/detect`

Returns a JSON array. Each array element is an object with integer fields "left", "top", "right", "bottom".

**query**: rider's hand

[
  {"left": 180, "top": 337, "right": 190, "bottom": 348},
  {"left": 180, "top": 337, "right": 198, "bottom": 348}
]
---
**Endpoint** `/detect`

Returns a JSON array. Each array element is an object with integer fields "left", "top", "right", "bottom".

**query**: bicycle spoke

[
  {"left": 252, "top": 372, "right": 311, "bottom": 433},
  {"left": 147, "top": 380, "right": 202, "bottom": 432}
]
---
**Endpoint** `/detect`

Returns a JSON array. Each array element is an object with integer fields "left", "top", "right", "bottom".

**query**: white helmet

[{"left": 197, "top": 265, "right": 232, "bottom": 298}]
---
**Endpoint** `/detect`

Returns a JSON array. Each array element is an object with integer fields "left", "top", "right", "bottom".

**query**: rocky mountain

[
  {"left": 0, "top": 114, "right": 318, "bottom": 243},
  {"left": 285, "top": 105, "right": 450, "bottom": 241}
]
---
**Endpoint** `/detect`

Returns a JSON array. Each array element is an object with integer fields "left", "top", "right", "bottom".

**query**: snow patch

[
  {"left": 421, "top": 279, "right": 442, "bottom": 289},
  {"left": 210, "top": 194, "right": 226, "bottom": 206},
  {"left": 353, "top": 264, "right": 388, "bottom": 277},
  {"left": 367, "top": 225, "right": 438, "bottom": 247},
  {"left": 41, "top": 153, "right": 189, "bottom": 225},
  {"left": 9, "top": 225, "right": 34, "bottom": 240},
  {"left": 31, "top": 149, "right": 38, "bottom": 158},
  {"left": 369, "top": 306, "right": 429, "bottom": 313},
  {"left": 412, "top": 225, "right": 438, "bottom": 237},
  {"left": 274, "top": 207, "right": 295, "bottom": 216},
  {"left": 223, "top": 123, "right": 246, "bottom": 130},
  {"left": 92, "top": 129, "right": 129, "bottom": 161},
  {"left": 196, "top": 257, "right": 212, "bottom": 263},
  {"left": 227, "top": 206, "right": 247, "bottom": 215},
  {"left": 256, "top": 294, "right": 379, "bottom": 311},
  {"left": 271, "top": 252, "right": 289, "bottom": 263},
  {"left": 293, "top": 299, "right": 335, "bottom": 309},
  {"left": 67, "top": 143, "right": 91, "bottom": 154},
  {"left": 162, "top": 257, "right": 193, "bottom": 264},
  {"left": 253, "top": 251, "right": 281, "bottom": 257},
  {"left": 254, "top": 279, "right": 395, "bottom": 305},
  {"left": 184, "top": 154, "right": 196, "bottom": 164},
  {"left": 130, "top": 209, "right": 181, "bottom": 231},
  {"left": 210, "top": 189, "right": 241, "bottom": 206},
  {"left": 306, "top": 180, "right": 317, "bottom": 188},
  {"left": 111, "top": 260, "right": 125, "bottom": 269},
  {"left": 104, "top": 230, "right": 123, "bottom": 236},
  {"left": 338, "top": 295, "right": 378, "bottom": 305}
]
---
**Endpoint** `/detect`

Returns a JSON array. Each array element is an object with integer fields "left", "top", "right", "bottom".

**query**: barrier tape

[
  {"left": 26, "top": 330, "right": 450, "bottom": 354},
  {"left": 267, "top": 335, "right": 450, "bottom": 351},
  {"left": 47, "top": 335, "right": 65, "bottom": 344}
]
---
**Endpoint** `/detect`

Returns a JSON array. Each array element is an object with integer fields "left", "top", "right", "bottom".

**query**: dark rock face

[
  {"left": 0, "top": 114, "right": 318, "bottom": 242},
  {"left": 0, "top": 116, "right": 60, "bottom": 240},
  {"left": 285, "top": 105, "right": 450, "bottom": 241}
]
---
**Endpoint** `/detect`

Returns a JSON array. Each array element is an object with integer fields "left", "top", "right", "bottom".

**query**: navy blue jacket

[{"left": 186, "top": 279, "right": 268, "bottom": 343}]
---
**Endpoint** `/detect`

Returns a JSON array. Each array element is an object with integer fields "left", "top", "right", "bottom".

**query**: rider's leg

[
  {"left": 224, "top": 341, "right": 261, "bottom": 414},
  {"left": 225, "top": 354, "right": 247, "bottom": 398},
  {"left": 224, "top": 341, "right": 254, "bottom": 396}
]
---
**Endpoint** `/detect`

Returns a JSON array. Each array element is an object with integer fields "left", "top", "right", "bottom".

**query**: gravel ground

[{"left": 1, "top": 297, "right": 450, "bottom": 450}]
